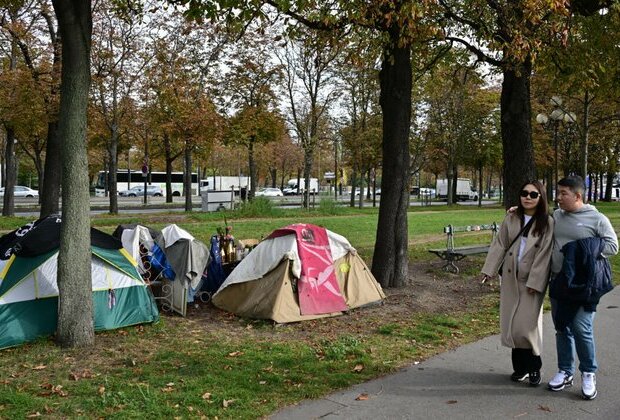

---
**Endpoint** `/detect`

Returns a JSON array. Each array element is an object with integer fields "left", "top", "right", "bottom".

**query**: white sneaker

[
  {"left": 582, "top": 372, "right": 597, "bottom": 400},
  {"left": 548, "top": 371, "right": 573, "bottom": 391}
]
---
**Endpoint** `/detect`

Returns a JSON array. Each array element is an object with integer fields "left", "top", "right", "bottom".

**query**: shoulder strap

[{"left": 506, "top": 217, "right": 534, "bottom": 251}]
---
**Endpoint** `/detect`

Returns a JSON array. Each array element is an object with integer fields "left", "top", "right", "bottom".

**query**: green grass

[{"left": 0, "top": 202, "right": 618, "bottom": 418}]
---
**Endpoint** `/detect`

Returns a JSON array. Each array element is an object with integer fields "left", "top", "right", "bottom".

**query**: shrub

[
  {"left": 236, "top": 197, "right": 277, "bottom": 217},
  {"left": 318, "top": 198, "right": 342, "bottom": 215}
]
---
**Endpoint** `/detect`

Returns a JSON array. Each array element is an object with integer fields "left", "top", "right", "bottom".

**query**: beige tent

[{"left": 212, "top": 229, "right": 385, "bottom": 323}]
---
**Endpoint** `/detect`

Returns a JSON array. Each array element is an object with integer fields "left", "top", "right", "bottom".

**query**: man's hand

[
  {"left": 479, "top": 273, "right": 492, "bottom": 284},
  {"left": 527, "top": 287, "right": 537, "bottom": 294}
]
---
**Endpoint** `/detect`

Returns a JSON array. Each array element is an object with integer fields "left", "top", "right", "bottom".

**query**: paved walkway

[{"left": 271, "top": 287, "right": 620, "bottom": 419}]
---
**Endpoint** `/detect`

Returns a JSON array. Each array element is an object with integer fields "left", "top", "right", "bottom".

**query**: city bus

[{"left": 94, "top": 170, "right": 199, "bottom": 197}]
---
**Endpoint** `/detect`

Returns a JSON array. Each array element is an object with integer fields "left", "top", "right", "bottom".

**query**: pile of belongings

[{"left": 115, "top": 224, "right": 213, "bottom": 315}]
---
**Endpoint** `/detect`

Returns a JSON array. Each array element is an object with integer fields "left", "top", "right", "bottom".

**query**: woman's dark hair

[{"left": 516, "top": 180, "right": 549, "bottom": 237}]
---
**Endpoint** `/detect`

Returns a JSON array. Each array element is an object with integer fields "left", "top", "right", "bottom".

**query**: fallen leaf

[
  {"left": 98, "top": 386, "right": 106, "bottom": 395},
  {"left": 259, "top": 381, "right": 267, "bottom": 385},
  {"left": 538, "top": 405, "right": 552, "bottom": 412},
  {"left": 166, "top": 382, "right": 175, "bottom": 387},
  {"left": 26, "top": 412, "right": 41, "bottom": 418},
  {"left": 32, "top": 365, "right": 47, "bottom": 371},
  {"left": 355, "top": 393, "right": 369, "bottom": 401},
  {"left": 222, "top": 399, "right": 234, "bottom": 408},
  {"left": 227, "top": 351, "right": 244, "bottom": 357},
  {"left": 446, "top": 400, "right": 457, "bottom": 404},
  {"left": 201, "top": 392, "right": 212, "bottom": 400},
  {"left": 52, "top": 385, "right": 68, "bottom": 397},
  {"left": 353, "top": 364, "right": 364, "bottom": 373},
  {"left": 262, "top": 365, "right": 274, "bottom": 372},
  {"left": 161, "top": 386, "right": 174, "bottom": 393}
]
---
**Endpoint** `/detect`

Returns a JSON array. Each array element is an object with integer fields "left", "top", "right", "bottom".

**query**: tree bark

[
  {"left": 164, "top": 134, "right": 174, "bottom": 203},
  {"left": 184, "top": 143, "right": 192, "bottom": 212},
  {"left": 371, "top": 36, "right": 412, "bottom": 288},
  {"left": 604, "top": 171, "right": 614, "bottom": 201},
  {"left": 2, "top": 126, "right": 17, "bottom": 217},
  {"left": 52, "top": 0, "right": 94, "bottom": 348},
  {"left": 106, "top": 141, "right": 118, "bottom": 214},
  {"left": 302, "top": 151, "right": 314, "bottom": 209},
  {"left": 248, "top": 137, "right": 257, "bottom": 201},
  {"left": 349, "top": 166, "right": 357, "bottom": 207},
  {"left": 501, "top": 59, "right": 536, "bottom": 208},
  {"left": 40, "top": 121, "right": 62, "bottom": 217}
]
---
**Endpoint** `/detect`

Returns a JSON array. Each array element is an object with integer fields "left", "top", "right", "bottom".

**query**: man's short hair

[{"left": 558, "top": 175, "right": 585, "bottom": 195}]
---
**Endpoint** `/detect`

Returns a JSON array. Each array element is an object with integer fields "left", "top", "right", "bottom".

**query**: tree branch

[{"left": 445, "top": 36, "right": 502, "bottom": 67}]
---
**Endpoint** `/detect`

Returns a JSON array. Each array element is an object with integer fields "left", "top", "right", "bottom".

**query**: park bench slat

[{"left": 429, "top": 222, "right": 499, "bottom": 274}]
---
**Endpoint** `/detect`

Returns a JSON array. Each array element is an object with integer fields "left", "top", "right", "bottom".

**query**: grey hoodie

[{"left": 552, "top": 204, "right": 618, "bottom": 274}]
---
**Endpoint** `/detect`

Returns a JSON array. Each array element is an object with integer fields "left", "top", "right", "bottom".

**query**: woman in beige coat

[{"left": 481, "top": 180, "right": 553, "bottom": 387}]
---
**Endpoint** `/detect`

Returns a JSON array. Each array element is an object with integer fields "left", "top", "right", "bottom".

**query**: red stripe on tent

[{"left": 268, "top": 224, "right": 347, "bottom": 315}]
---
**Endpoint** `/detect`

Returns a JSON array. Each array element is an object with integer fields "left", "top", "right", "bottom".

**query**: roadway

[{"left": 2, "top": 195, "right": 500, "bottom": 218}]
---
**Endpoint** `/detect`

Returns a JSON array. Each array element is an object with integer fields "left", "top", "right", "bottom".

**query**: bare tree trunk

[
  {"left": 184, "top": 143, "right": 192, "bottom": 212},
  {"left": 164, "top": 134, "right": 173, "bottom": 203},
  {"left": 248, "top": 137, "right": 257, "bottom": 201},
  {"left": 604, "top": 171, "right": 614, "bottom": 201},
  {"left": 269, "top": 167, "right": 277, "bottom": 187},
  {"left": 40, "top": 121, "right": 62, "bottom": 217},
  {"left": 39, "top": 6, "right": 62, "bottom": 218},
  {"left": 501, "top": 59, "right": 536, "bottom": 208},
  {"left": 53, "top": 0, "right": 94, "bottom": 348},
  {"left": 2, "top": 126, "right": 17, "bottom": 217},
  {"left": 371, "top": 36, "right": 411, "bottom": 288},
  {"left": 302, "top": 151, "right": 314, "bottom": 209},
  {"left": 106, "top": 141, "right": 118, "bottom": 214},
  {"left": 349, "top": 166, "right": 357, "bottom": 207},
  {"left": 2, "top": 25, "right": 18, "bottom": 217},
  {"left": 478, "top": 164, "right": 483, "bottom": 207}
]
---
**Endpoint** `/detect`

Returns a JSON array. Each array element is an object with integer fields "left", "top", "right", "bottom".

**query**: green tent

[{"left": 0, "top": 216, "right": 159, "bottom": 350}]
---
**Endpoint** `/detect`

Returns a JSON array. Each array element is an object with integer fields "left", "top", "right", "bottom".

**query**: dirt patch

[{"left": 169, "top": 258, "right": 499, "bottom": 341}]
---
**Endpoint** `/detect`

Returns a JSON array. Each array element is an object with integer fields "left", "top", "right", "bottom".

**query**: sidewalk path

[{"left": 271, "top": 287, "right": 620, "bottom": 419}]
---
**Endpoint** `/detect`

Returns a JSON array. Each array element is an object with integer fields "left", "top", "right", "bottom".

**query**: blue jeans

[{"left": 551, "top": 299, "right": 597, "bottom": 375}]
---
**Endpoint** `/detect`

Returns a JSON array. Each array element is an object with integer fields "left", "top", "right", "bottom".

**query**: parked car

[
  {"left": 119, "top": 185, "right": 163, "bottom": 197},
  {"left": 255, "top": 187, "right": 283, "bottom": 197},
  {"left": 0, "top": 186, "right": 39, "bottom": 198}
]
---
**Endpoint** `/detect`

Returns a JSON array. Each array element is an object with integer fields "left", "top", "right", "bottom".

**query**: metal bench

[{"left": 428, "top": 223, "right": 499, "bottom": 274}]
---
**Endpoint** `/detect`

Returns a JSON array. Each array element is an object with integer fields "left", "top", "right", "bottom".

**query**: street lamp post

[{"left": 536, "top": 96, "right": 576, "bottom": 199}]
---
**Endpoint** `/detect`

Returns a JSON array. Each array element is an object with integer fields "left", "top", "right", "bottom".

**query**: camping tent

[
  {"left": 0, "top": 216, "right": 159, "bottom": 350},
  {"left": 212, "top": 223, "right": 385, "bottom": 323}
]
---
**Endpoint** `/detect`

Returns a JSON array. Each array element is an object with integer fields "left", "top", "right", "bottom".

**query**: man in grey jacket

[{"left": 547, "top": 175, "right": 618, "bottom": 400}]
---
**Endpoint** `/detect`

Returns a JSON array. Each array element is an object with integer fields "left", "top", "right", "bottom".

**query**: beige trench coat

[{"left": 481, "top": 213, "right": 553, "bottom": 355}]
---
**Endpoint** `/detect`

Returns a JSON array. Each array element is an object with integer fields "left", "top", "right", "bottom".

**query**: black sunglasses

[{"left": 520, "top": 190, "right": 540, "bottom": 199}]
